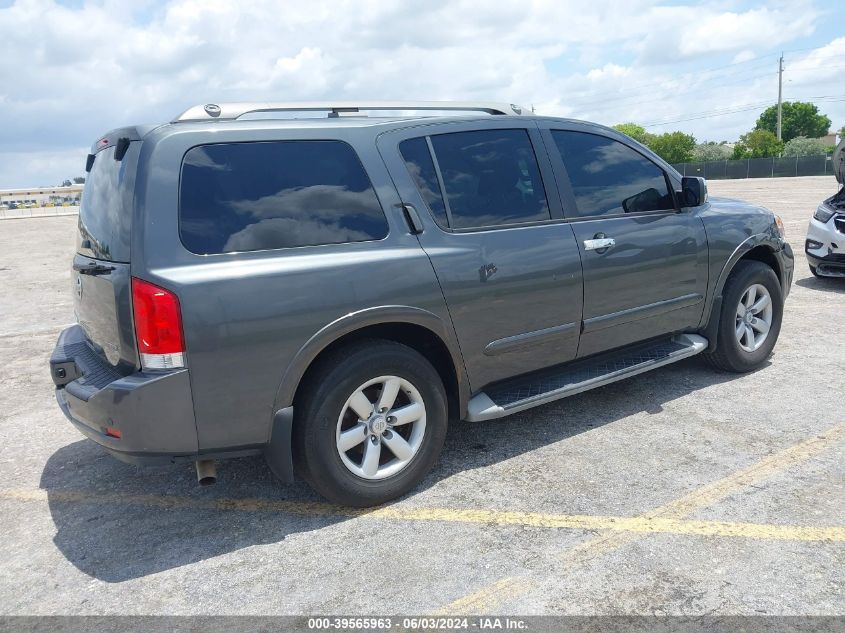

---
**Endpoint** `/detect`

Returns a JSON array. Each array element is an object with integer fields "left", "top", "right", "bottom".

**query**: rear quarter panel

[{"left": 133, "top": 124, "right": 456, "bottom": 451}]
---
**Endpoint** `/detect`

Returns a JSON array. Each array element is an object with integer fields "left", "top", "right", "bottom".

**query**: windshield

[{"left": 77, "top": 142, "right": 139, "bottom": 262}]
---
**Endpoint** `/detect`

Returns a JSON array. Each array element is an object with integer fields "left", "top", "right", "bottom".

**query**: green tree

[
  {"left": 60, "top": 179, "right": 72, "bottom": 187},
  {"left": 839, "top": 125, "right": 845, "bottom": 140},
  {"left": 731, "top": 129, "right": 784, "bottom": 159},
  {"left": 612, "top": 123, "right": 654, "bottom": 145},
  {"left": 782, "top": 136, "right": 828, "bottom": 157},
  {"left": 755, "top": 102, "right": 831, "bottom": 143},
  {"left": 72, "top": 176, "right": 86, "bottom": 185},
  {"left": 648, "top": 131, "right": 696, "bottom": 163},
  {"left": 691, "top": 142, "right": 731, "bottom": 162}
]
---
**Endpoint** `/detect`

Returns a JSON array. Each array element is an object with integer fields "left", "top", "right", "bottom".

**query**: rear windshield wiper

[{"left": 73, "top": 261, "right": 115, "bottom": 276}]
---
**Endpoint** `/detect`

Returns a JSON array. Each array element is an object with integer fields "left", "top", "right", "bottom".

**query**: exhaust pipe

[{"left": 195, "top": 459, "right": 217, "bottom": 486}]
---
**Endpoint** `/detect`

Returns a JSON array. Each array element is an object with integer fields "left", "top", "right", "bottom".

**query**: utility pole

[{"left": 776, "top": 53, "right": 784, "bottom": 141}]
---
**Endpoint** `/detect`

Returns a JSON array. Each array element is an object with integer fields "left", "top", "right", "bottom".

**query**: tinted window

[
  {"left": 180, "top": 141, "right": 388, "bottom": 254},
  {"left": 399, "top": 137, "right": 448, "bottom": 226},
  {"left": 429, "top": 129, "right": 549, "bottom": 229},
  {"left": 552, "top": 131, "right": 675, "bottom": 217},
  {"left": 77, "top": 142, "right": 140, "bottom": 262}
]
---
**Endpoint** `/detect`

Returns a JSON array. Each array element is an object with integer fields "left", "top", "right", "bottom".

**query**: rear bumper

[{"left": 50, "top": 325, "right": 199, "bottom": 464}]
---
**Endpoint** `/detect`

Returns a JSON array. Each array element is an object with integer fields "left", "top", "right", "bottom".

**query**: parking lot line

[
  {"left": 2, "top": 482, "right": 844, "bottom": 544},
  {"left": 435, "top": 420, "right": 845, "bottom": 613},
  {"left": 2, "top": 426, "right": 842, "bottom": 617},
  {"left": 560, "top": 420, "right": 845, "bottom": 567},
  {"left": 432, "top": 577, "right": 533, "bottom": 615}
]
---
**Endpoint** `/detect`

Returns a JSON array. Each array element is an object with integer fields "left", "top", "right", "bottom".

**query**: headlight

[
  {"left": 813, "top": 204, "right": 835, "bottom": 223},
  {"left": 774, "top": 215, "right": 785, "bottom": 239}
]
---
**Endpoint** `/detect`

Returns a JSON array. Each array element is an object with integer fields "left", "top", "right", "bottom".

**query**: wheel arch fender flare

[
  {"left": 700, "top": 233, "right": 783, "bottom": 350},
  {"left": 713, "top": 233, "right": 783, "bottom": 299},
  {"left": 271, "top": 305, "right": 469, "bottom": 416}
]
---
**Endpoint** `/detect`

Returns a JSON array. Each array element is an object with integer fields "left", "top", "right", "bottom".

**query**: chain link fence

[{"left": 672, "top": 154, "right": 835, "bottom": 180}]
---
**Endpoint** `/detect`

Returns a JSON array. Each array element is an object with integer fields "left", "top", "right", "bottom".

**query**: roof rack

[{"left": 172, "top": 101, "right": 526, "bottom": 122}]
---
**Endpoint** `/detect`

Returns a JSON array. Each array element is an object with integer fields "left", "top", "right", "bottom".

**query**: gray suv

[{"left": 49, "top": 101, "right": 794, "bottom": 506}]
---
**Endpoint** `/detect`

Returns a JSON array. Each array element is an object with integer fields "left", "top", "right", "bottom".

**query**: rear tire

[
  {"left": 703, "top": 260, "right": 783, "bottom": 373},
  {"left": 292, "top": 339, "right": 448, "bottom": 507}
]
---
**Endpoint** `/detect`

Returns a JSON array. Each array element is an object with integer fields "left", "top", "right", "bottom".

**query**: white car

[{"left": 806, "top": 140, "right": 845, "bottom": 278}]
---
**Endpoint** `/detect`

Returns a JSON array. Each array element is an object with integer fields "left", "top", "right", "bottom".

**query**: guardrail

[{"left": 672, "top": 154, "right": 835, "bottom": 179}]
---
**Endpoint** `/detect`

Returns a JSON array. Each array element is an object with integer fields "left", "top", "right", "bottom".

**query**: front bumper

[
  {"left": 779, "top": 241, "right": 795, "bottom": 296},
  {"left": 50, "top": 325, "right": 199, "bottom": 464},
  {"left": 806, "top": 213, "right": 845, "bottom": 277}
]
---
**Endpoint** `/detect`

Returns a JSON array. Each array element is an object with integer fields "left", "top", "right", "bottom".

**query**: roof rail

[{"left": 172, "top": 100, "right": 526, "bottom": 122}]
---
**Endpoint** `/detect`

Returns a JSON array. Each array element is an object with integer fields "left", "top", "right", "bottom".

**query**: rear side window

[
  {"left": 551, "top": 131, "right": 675, "bottom": 218},
  {"left": 180, "top": 141, "right": 388, "bottom": 254},
  {"left": 77, "top": 142, "right": 140, "bottom": 263},
  {"left": 428, "top": 129, "right": 550, "bottom": 229},
  {"left": 399, "top": 137, "right": 448, "bottom": 226}
]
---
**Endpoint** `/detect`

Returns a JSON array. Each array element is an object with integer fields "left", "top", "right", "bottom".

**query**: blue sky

[{"left": 1, "top": 0, "right": 843, "bottom": 187}]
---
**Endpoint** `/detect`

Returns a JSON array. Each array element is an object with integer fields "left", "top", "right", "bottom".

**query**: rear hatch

[{"left": 73, "top": 130, "right": 144, "bottom": 372}]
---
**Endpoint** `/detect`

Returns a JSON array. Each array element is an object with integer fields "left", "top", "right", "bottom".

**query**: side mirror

[{"left": 680, "top": 176, "right": 708, "bottom": 207}]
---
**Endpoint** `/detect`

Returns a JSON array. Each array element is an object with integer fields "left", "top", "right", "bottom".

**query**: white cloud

[
  {"left": 677, "top": 7, "right": 817, "bottom": 57},
  {"left": 0, "top": 147, "right": 88, "bottom": 188},
  {"left": 0, "top": 0, "right": 842, "bottom": 186},
  {"left": 732, "top": 51, "right": 757, "bottom": 64}
]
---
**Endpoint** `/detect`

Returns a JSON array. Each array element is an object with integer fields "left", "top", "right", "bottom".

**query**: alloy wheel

[
  {"left": 734, "top": 283, "right": 773, "bottom": 353},
  {"left": 335, "top": 375, "right": 427, "bottom": 480}
]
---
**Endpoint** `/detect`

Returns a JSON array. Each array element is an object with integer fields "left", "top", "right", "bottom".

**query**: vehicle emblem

[
  {"left": 75, "top": 275, "right": 83, "bottom": 299},
  {"left": 370, "top": 415, "right": 387, "bottom": 435}
]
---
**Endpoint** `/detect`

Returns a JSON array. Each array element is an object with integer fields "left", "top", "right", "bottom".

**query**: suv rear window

[
  {"left": 428, "top": 129, "right": 550, "bottom": 229},
  {"left": 77, "top": 142, "right": 140, "bottom": 262},
  {"left": 180, "top": 141, "right": 388, "bottom": 254},
  {"left": 399, "top": 137, "right": 449, "bottom": 227}
]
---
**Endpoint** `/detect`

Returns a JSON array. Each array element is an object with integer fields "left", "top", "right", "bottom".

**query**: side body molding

[{"left": 272, "top": 305, "right": 470, "bottom": 417}]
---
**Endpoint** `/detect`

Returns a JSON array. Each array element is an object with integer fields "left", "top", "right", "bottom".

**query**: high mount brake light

[{"left": 131, "top": 278, "right": 185, "bottom": 370}]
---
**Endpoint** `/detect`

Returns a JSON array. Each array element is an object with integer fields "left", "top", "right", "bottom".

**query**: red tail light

[{"left": 131, "top": 277, "right": 185, "bottom": 369}]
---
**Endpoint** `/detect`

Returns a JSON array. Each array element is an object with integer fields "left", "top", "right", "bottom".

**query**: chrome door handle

[{"left": 583, "top": 237, "right": 615, "bottom": 251}]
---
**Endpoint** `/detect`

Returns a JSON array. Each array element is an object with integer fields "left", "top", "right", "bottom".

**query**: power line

[
  {"left": 570, "top": 69, "right": 776, "bottom": 111},
  {"left": 576, "top": 70, "right": 777, "bottom": 114},
  {"left": 559, "top": 43, "right": 836, "bottom": 108},
  {"left": 783, "top": 63, "right": 845, "bottom": 72},
  {"left": 639, "top": 93, "right": 845, "bottom": 128},
  {"left": 560, "top": 58, "right": 773, "bottom": 107},
  {"left": 586, "top": 58, "right": 840, "bottom": 115},
  {"left": 641, "top": 102, "right": 775, "bottom": 127}
]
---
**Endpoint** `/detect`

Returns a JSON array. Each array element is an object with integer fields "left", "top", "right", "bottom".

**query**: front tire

[
  {"left": 291, "top": 340, "right": 448, "bottom": 507},
  {"left": 703, "top": 260, "right": 783, "bottom": 373}
]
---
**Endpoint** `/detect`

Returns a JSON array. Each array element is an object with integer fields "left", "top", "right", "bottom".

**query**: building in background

[{"left": 0, "top": 185, "right": 83, "bottom": 209}]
